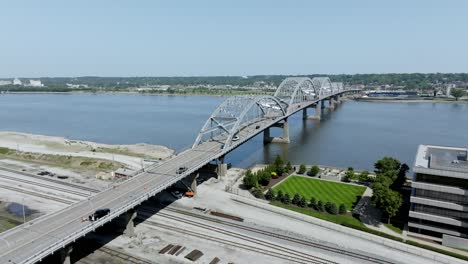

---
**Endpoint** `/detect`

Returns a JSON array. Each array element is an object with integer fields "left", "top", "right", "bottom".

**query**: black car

[
  {"left": 89, "top": 208, "right": 110, "bottom": 221},
  {"left": 176, "top": 166, "right": 188, "bottom": 174}
]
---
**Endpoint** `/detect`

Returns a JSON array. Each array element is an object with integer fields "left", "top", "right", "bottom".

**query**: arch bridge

[{"left": 0, "top": 76, "right": 359, "bottom": 264}]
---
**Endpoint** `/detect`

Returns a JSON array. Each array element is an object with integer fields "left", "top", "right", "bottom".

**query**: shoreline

[
  {"left": 0, "top": 131, "right": 175, "bottom": 169},
  {"left": 355, "top": 98, "right": 468, "bottom": 103}
]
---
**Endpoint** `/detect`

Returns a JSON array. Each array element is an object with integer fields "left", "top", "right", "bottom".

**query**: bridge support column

[
  {"left": 335, "top": 95, "right": 341, "bottom": 104},
  {"left": 271, "top": 118, "right": 290, "bottom": 143},
  {"left": 328, "top": 97, "right": 335, "bottom": 110},
  {"left": 321, "top": 100, "right": 325, "bottom": 109},
  {"left": 307, "top": 103, "right": 321, "bottom": 120},
  {"left": 302, "top": 108, "right": 307, "bottom": 120},
  {"left": 59, "top": 245, "right": 73, "bottom": 264},
  {"left": 263, "top": 127, "right": 272, "bottom": 144},
  {"left": 123, "top": 209, "right": 137, "bottom": 238},
  {"left": 190, "top": 173, "right": 199, "bottom": 195},
  {"left": 217, "top": 156, "right": 227, "bottom": 179}
]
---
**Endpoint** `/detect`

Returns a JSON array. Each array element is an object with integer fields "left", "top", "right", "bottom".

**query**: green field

[{"left": 273, "top": 176, "right": 366, "bottom": 210}]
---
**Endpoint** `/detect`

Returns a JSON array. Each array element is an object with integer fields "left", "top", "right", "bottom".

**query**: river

[{"left": 0, "top": 93, "right": 467, "bottom": 171}]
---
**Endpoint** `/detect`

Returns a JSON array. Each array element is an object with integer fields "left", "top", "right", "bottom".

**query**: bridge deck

[{"left": 0, "top": 90, "right": 358, "bottom": 264}]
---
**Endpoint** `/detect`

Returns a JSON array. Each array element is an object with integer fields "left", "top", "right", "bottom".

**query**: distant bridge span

[{"left": 0, "top": 77, "right": 360, "bottom": 264}]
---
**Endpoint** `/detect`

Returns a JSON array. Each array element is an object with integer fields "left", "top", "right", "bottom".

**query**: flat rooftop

[{"left": 414, "top": 145, "right": 468, "bottom": 175}]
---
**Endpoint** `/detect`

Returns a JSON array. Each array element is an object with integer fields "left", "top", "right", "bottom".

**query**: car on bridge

[
  {"left": 176, "top": 166, "right": 188, "bottom": 174},
  {"left": 88, "top": 208, "right": 110, "bottom": 221}
]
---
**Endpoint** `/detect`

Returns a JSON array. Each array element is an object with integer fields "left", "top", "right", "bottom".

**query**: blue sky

[{"left": 1, "top": 0, "right": 467, "bottom": 77}]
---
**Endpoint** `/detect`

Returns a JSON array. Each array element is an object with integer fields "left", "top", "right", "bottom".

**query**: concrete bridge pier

[
  {"left": 307, "top": 102, "right": 321, "bottom": 120},
  {"left": 302, "top": 108, "right": 308, "bottom": 120},
  {"left": 321, "top": 99, "right": 325, "bottom": 109},
  {"left": 217, "top": 156, "right": 228, "bottom": 179},
  {"left": 263, "top": 127, "right": 272, "bottom": 144},
  {"left": 328, "top": 97, "right": 335, "bottom": 110},
  {"left": 335, "top": 94, "right": 342, "bottom": 104},
  {"left": 122, "top": 209, "right": 137, "bottom": 238},
  {"left": 190, "top": 172, "right": 199, "bottom": 195},
  {"left": 59, "top": 245, "right": 73, "bottom": 264},
  {"left": 270, "top": 118, "right": 290, "bottom": 143}
]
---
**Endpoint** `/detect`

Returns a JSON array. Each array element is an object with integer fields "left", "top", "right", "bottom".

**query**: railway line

[
  {"left": 0, "top": 173, "right": 91, "bottom": 198},
  {"left": 142, "top": 219, "right": 329, "bottom": 264},
  {"left": 0, "top": 166, "right": 100, "bottom": 194},
  {"left": 77, "top": 245, "right": 154, "bottom": 264},
  {"left": 0, "top": 184, "right": 75, "bottom": 205},
  {"left": 145, "top": 206, "right": 395, "bottom": 264},
  {"left": 139, "top": 208, "right": 337, "bottom": 264}
]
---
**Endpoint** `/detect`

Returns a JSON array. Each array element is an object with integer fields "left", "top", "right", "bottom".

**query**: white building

[
  {"left": 13, "top": 78, "right": 22, "bottom": 85},
  {"left": 29, "top": 80, "right": 44, "bottom": 87},
  {"left": 0, "top": 80, "right": 12, "bottom": 86}
]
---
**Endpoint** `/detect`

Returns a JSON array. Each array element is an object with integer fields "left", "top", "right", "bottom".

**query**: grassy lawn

[
  {"left": 271, "top": 202, "right": 365, "bottom": 227},
  {"left": 273, "top": 176, "right": 366, "bottom": 210}
]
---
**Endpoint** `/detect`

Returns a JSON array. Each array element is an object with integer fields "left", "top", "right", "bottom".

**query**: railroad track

[
  {"left": 0, "top": 166, "right": 100, "bottom": 194},
  {"left": 0, "top": 173, "right": 91, "bottom": 198},
  {"left": 0, "top": 184, "right": 75, "bottom": 204},
  {"left": 78, "top": 245, "right": 154, "bottom": 264},
  {"left": 153, "top": 207, "right": 395, "bottom": 264},
  {"left": 139, "top": 209, "right": 335, "bottom": 264}
]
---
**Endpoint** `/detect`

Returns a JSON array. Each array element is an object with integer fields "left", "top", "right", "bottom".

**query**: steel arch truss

[
  {"left": 311, "top": 77, "right": 334, "bottom": 96},
  {"left": 274, "top": 77, "right": 319, "bottom": 106},
  {"left": 192, "top": 95, "right": 287, "bottom": 150}
]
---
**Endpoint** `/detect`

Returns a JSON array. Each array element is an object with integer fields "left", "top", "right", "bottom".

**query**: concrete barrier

[{"left": 231, "top": 195, "right": 467, "bottom": 264}]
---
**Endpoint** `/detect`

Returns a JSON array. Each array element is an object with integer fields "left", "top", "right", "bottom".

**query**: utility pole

[{"left": 22, "top": 198, "right": 26, "bottom": 224}]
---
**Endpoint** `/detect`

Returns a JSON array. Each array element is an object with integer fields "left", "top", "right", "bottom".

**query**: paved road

[{"left": 0, "top": 92, "right": 352, "bottom": 264}]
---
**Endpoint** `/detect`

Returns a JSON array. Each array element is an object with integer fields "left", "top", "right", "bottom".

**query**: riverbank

[
  {"left": 0, "top": 132, "right": 175, "bottom": 169},
  {"left": 355, "top": 98, "right": 468, "bottom": 103}
]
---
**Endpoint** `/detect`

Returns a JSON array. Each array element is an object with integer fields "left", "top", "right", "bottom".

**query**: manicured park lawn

[{"left": 273, "top": 175, "right": 366, "bottom": 210}]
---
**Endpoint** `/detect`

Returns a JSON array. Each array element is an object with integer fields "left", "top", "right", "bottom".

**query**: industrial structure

[{"left": 0, "top": 77, "right": 359, "bottom": 264}]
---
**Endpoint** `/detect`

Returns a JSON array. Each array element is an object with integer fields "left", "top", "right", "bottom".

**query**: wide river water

[{"left": 0, "top": 93, "right": 467, "bottom": 171}]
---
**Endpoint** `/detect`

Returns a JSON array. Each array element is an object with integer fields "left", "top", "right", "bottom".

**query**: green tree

[
  {"left": 344, "top": 168, "right": 356, "bottom": 181},
  {"left": 317, "top": 200, "right": 324, "bottom": 211},
  {"left": 309, "top": 197, "right": 317, "bottom": 209},
  {"left": 285, "top": 161, "right": 293, "bottom": 173},
  {"left": 358, "top": 170, "right": 370, "bottom": 182},
  {"left": 451, "top": 88, "right": 466, "bottom": 101},
  {"left": 276, "top": 190, "right": 284, "bottom": 202},
  {"left": 258, "top": 171, "right": 271, "bottom": 186},
  {"left": 374, "top": 157, "right": 401, "bottom": 174},
  {"left": 265, "top": 188, "right": 275, "bottom": 201},
  {"left": 327, "top": 203, "right": 338, "bottom": 215},
  {"left": 292, "top": 193, "right": 301, "bottom": 205},
  {"left": 283, "top": 193, "right": 291, "bottom": 204},
  {"left": 309, "top": 165, "right": 320, "bottom": 176},
  {"left": 251, "top": 187, "right": 264, "bottom": 199},
  {"left": 298, "top": 164, "right": 307, "bottom": 174},
  {"left": 273, "top": 155, "right": 284, "bottom": 175},
  {"left": 383, "top": 190, "right": 403, "bottom": 223},
  {"left": 298, "top": 196, "right": 307, "bottom": 208},
  {"left": 338, "top": 204, "right": 347, "bottom": 214},
  {"left": 243, "top": 170, "right": 257, "bottom": 189}
]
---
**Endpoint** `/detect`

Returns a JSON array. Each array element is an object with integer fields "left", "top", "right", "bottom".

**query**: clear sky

[{"left": 1, "top": 0, "right": 467, "bottom": 77}]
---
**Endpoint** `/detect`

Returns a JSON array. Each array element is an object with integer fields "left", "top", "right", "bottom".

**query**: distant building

[
  {"left": 409, "top": 145, "right": 468, "bottom": 249},
  {"left": 13, "top": 78, "right": 22, "bottom": 85},
  {"left": 0, "top": 80, "right": 12, "bottom": 86},
  {"left": 113, "top": 168, "right": 136, "bottom": 178},
  {"left": 27, "top": 80, "right": 44, "bottom": 87}
]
